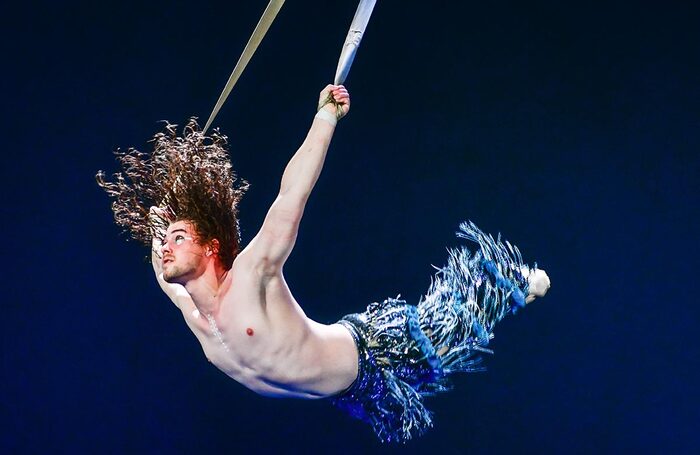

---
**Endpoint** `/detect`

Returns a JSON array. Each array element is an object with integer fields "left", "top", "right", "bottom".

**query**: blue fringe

[
  {"left": 331, "top": 221, "right": 534, "bottom": 443},
  {"left": 418, "top": 221, "right": 531, "bottom": 375}
]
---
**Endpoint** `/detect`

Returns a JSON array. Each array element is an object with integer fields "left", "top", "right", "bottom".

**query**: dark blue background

[{"left": 3, "top": 0, "right": 698, "bottom": 453}]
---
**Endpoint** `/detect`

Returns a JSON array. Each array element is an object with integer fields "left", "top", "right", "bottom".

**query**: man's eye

[{"left": 175, "top": 235, "right": 185, "bottom": 245}]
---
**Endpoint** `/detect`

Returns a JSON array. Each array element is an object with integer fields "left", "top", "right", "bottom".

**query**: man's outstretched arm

[{"left": 249, "top": 84, "right": 350, "bottom": 276}]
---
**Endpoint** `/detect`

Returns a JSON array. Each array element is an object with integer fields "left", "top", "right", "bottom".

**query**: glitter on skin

[{"left": 206, "top": 314, "right": 230, "bottom": 352}]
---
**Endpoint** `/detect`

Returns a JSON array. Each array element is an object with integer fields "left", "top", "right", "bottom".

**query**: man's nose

[{"left": 161, "top": 241, "right": 172, "bottom": 253}]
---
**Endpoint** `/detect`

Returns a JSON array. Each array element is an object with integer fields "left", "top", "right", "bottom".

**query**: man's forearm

[{"left": 279, "top": 117, "right": 335, "bottom": 200}]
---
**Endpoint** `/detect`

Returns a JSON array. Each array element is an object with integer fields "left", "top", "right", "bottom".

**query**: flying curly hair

[{"left": 96, "top": 118, "right": 248, "bottom": 269}]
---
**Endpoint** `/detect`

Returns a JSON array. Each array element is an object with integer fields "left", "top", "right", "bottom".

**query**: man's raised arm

[{"left": 249, "top": 84, "right": 350, "bottom": 276}]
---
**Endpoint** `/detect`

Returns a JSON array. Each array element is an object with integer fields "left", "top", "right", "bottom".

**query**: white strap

[
  {"left": 203, "top": 0, "right": 286, "bottom": 133},
  {"left": 314, "top": 109, "right": 337, "bottom": 127}
]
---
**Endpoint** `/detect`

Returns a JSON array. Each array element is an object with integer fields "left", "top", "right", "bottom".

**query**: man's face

[{"left": 160, "top": 221, "right": 208, "bottom": 284}]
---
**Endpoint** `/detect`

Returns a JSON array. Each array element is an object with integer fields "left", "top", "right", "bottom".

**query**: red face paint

[{"left": 246, "top": 328, "right": 254, "bottom": 336}]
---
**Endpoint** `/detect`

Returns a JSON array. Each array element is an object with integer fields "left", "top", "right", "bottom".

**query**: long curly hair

[{"left": 96, "top": 119, "right": 248, "bottom": 269}]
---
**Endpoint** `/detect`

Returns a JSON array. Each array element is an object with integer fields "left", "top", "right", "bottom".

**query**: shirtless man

[
  {"left": 98, "top": 83, "right": 550, "bottom": 442},
  {"left": 151, "top": 84, "right": 358, "bottom": 399}
]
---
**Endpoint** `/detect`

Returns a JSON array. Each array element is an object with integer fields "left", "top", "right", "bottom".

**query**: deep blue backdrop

[{"left": 3, "top": 1, "right": 699, "bottom": 453}]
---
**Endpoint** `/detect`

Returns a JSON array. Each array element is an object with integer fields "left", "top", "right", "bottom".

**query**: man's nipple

[{"left": 246, "top": 328, "right": 254, "bottom": 336}]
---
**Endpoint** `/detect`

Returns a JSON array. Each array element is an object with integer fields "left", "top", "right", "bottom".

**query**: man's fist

[{"left": 318, "top": 84, "right": 350, "bottom": 120}]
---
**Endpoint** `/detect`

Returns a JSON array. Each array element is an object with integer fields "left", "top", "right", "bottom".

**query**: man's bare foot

[{"left": 521, "top": 267, "right": 551, "bottom": 304}]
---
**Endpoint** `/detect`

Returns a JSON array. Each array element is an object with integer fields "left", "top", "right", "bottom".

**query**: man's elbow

[
  {"left": 277, "top": 185, "right": 311, "bottom": 209},
  {"left": 266, "top": 197, "right": 305, "bottom": 237}
]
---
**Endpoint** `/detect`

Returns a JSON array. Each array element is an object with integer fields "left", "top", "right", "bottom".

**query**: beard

[
  {"left": 163, "top": 265, "right": 186, "bottom": 283},
  {"left": 162, "top": 258, "right": 197, "bottom": 284}
]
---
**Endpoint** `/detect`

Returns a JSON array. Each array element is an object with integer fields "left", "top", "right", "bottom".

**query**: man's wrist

[{"left": 314, "top": 109, "right": 337, "bottom": 127}]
